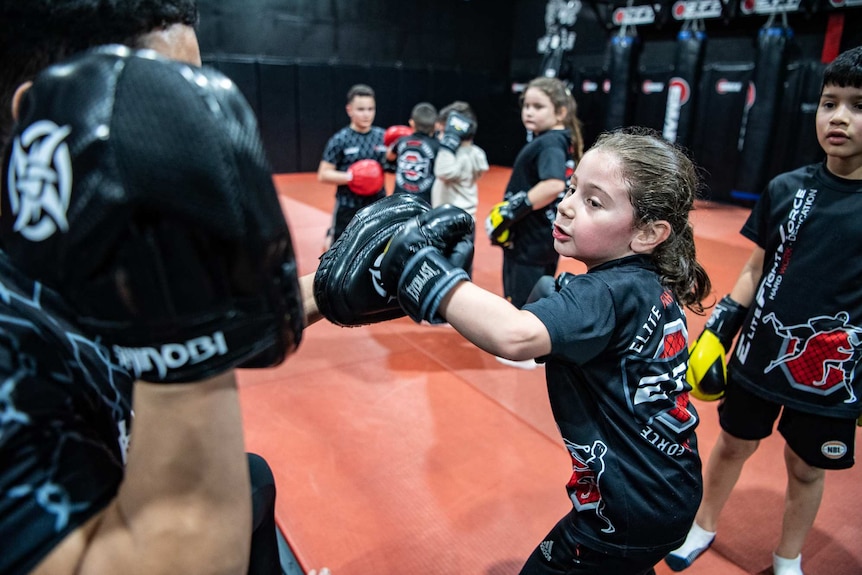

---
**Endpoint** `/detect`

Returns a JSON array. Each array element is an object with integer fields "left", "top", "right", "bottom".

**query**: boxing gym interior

[{"left": 196, "top": 1, "right": 862, "bottom": 574}]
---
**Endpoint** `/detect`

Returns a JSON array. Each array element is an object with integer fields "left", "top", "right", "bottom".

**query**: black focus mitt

[{"left": 314, "top": 194, "right": 431, "bottom": 326}]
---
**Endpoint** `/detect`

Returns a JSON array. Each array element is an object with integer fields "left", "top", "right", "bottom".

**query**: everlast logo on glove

[
  {"left": 404, "top": 261, "right": 442, "bottom": 301},
  {"left": 113, "top": 331, "right": 229, "bottom": 380}
]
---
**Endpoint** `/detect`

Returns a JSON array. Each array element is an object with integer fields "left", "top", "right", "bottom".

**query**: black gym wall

[
  {"left": 196, "top": 0, "right": 522, "bottom": 173},
  {"left": 196, "top": 0, "right": 861, "bottom": 204}
]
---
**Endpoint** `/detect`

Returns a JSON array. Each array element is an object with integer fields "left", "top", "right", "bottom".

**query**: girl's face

[
  {"left": 521, "top": 87, "right": 563, "bottom": 134},
  {"left": 347, "top": 95, "right": 376, "bottom": 133},
  {"left": 552, "top": 149, "right": 641, "bottom": 269}
]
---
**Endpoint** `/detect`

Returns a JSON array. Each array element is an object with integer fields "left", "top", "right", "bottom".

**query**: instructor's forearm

[
  {"left": 317, "top": 161, "right": 350, "bottom": 186},
  {"left": 300, "top": 273, "right": 322, "bottom": 326},
  {"left": 78, "top": 371, "right": 252, "bottom": 575}
]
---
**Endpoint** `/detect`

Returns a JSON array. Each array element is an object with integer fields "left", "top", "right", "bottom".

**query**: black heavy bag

[
  {"left": 634, "top": 64, "right": 673, "bottom": 133},
  {"left": 732, "top": 26, "right": 792, "bottom": 202},
  {"left": 689, "top": 62, "right": 754, "bottom": 202},
  {"left": 604, "top": 33, "right": 640, "bottom": 131},
  {"left": 767, "top": 59, "right": 826, "bottom": 177},
  {"left": 570, "top": 66, "right": 608, "bottom": 150},
  {"left": 663, "top": 29, "right": 706, "bottom": 148}
]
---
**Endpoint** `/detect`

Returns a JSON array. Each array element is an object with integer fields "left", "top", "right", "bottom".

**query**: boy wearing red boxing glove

[{"left": 317, "top": 84, "right": 389, "bottom": 248}]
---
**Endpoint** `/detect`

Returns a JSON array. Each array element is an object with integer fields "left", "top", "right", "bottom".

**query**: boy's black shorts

[{"left": 719, "top": 379, "right": 857, "bottom": 470}]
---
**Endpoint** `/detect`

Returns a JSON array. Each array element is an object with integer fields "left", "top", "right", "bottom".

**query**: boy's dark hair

[
  {"left": 822, "top": 46, "right": 862, "bottom": 90},
  {"left": 411, "top": 102, "right": 437, "bottom": 135},
  {"left": 0, "top": 0, "right": 199, "bottom": 148},
  {"left": 438, "top": 101, "right": 477, "bottom": 140},
  {"left": 347, "top": 84, "right": 375, "bottom": 103}
]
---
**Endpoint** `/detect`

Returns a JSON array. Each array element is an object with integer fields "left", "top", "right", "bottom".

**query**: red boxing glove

[
  {"left": 384, "top": 124, "right": 412, "bottom": 147},
  {"left": 347, "top": 159, "right": 384, "bottom": 196}
]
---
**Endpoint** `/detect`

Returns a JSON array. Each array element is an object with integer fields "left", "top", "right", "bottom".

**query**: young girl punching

[
  {"left": 486, "top": 76, "right": 585, "bottom": 310},
  {"left": 381, "top": 128, "right": 712, "bottom": 574}
]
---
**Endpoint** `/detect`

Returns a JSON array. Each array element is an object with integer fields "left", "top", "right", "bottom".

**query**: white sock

[
  {"left": 669, "top": 522, "right": 716, "bottom": 558},
  {"left": 773, "top": 553, "right": 803, "bottom": 575}
]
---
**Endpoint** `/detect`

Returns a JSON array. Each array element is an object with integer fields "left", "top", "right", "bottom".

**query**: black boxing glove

[
  {"left": 1, "top": 46, "right": 303, "bottom": 383},
  {"left": 439, "top": 111, "right": 475, "bottom": 153},
  {"left": 380, "top": 205, "right": 474, "bottom": 324}
]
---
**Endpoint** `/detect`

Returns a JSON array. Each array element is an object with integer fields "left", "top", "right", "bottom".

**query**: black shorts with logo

[{"left": 719, "top": 379, "right": 857, "bottom": 469}]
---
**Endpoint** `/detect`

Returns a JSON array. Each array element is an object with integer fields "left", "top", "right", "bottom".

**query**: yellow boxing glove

[
  {"left": 686, "top": 295, "right": 749, "bottom": 402},
  {"left": 485, "top": 191, "right": 532, "bottom": 248},
  {"left": 687, "top": 329, "right": 729, "bottom": 401}
]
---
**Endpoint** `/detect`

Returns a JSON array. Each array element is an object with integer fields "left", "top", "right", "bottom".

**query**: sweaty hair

[
  {"left": 438, "top": 100, "right": 478, "bottom": 140},
  {"left": 589, "top": 128, "right": 711, "bottom": 312},
  {"left": 347, "top": 84, "right": 375, "bottom": 103},
  {"left": 0, "top": 0, "right": 199, "bottom": 148},
  {"left": 411, "top": 102, "right": 438, "bottom": 135},
  {"left": 521, "top": 76, "right": 585, "bottom": 161},
  {"left": 822, "top": 46, "right": 862, "bottom": 90}
]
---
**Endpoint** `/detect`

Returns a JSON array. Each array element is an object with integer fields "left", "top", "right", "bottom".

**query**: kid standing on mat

[
  {"left": 376, "top": 128, "right": 712, "bottom": 574},
  {"left": 665, "top": 45, "right": 862, "bottom": 575},
  {"left": 431, "top": 100, "right": 489, "bottom": 226},
  {"left": 388, "top": 101, "right": 440, "bottom": 205},
  {"left": 486, "top": 76, "right": 584, "bottom": 309},
  {"left": 432, "top": 100, "right": 490, "bottom": 278},
  {"left": 318, "top": 83, "right": 388, "bottom": 247}
]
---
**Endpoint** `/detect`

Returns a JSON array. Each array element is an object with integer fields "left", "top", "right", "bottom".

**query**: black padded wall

[
  {"left": 690, "top": 62, "right": 755, "bottom": 202},
  {"left": 634, "top": 64, "right": 674, "bottom": 133},
  {"left": 196, "top": 0, "right": 862, "bottom": 196},
  {"left": 258, "top": 61, "right": 300, "bottom": 174},
  {"left": 196, "top": 0, "right": 517, "bottom": 172}
]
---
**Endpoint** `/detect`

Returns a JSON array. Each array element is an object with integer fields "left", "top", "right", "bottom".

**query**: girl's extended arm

[{"left": 439, "top": 281, "right": 552, "bottom": 361}]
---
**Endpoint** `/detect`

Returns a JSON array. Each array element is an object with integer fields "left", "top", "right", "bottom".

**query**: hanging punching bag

[
  {"left": 663, "top": 29, "right": 706, "bottom": 148},
  {"left": 604, "top": 33, "right": 640, "bottom": 131},
  {"left": 732, "top": 25, "right": 792, "bottom": 203}
]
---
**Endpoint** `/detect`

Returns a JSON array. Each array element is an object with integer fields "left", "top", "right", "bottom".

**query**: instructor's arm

[{"left": 33, "top": 371, "right": 252, "bottom": 575}]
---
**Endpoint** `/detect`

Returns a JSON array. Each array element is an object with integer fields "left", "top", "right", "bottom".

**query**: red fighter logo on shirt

[
  {"left": 629, "top": 315, "right": 698, "bottom": 436},
  {"left": 564, "top": 439, "right": 615, "bottom": 534},
  {"left": 763, "top": 312, "right": 862, "bottom": 403}
]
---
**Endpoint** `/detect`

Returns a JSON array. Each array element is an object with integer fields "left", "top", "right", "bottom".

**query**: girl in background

[{"left": 486, "top": 76, "right": 584, "bottom": 311}]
